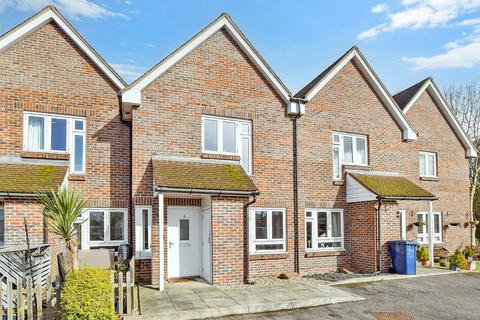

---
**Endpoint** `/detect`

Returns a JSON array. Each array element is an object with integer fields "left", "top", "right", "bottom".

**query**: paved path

[
  {"left": 126, "top": 280, "right": 363, "bottom": 320},
  {"left": 220, "top": 272, "right": 480, "bottom": 320}
]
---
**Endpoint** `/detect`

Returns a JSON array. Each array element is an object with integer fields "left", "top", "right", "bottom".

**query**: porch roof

[
  {"left": 152, "top": 159, "right": 258, "bottom": 195},
  {"left": 348, "top": 172, "right": 436, "bottom": 201},
  {"left": 0, "top": 163, "right": 67, "bottom": 195}
]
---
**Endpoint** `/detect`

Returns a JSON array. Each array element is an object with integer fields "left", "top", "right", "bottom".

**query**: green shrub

[
  {"left": 449, "top": 249, "right": 468, "bottom": 268},
  {"left": 463, "top": 246, "right": 475, "bottom": 259},
  {"left": 61, "top": 268, "right": 117, "bottom": 320},
  {"left": 416, "top": 246, "right": 429, "bottom": 261}
]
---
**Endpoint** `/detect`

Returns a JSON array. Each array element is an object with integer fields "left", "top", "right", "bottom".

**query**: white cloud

[
  {"left": 358, "top": 0, "right": 480, "bottom": 40},
  {"left": 460, "top": 17, "right": 480, "bottom": 25},
  {"left": 403, "top": 34, "right": 480, "bottom": 70},
  {"left": 0, "top": 0, "right": 128, "bottom": 19},
  {"left": 111, "top": 63, "right": 146, "bottom": 82},
  {"left": 372, "top": 3, "right": 389, "bottom": 13}
]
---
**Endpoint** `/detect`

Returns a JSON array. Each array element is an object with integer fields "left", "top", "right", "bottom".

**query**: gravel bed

[{"left": 303, "top": 271, "right": 390, "bottom": 282}]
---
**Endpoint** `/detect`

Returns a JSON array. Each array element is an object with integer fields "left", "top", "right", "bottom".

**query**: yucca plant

[{"left": 37, "top": 188, "right": 86, "bottom": 271}]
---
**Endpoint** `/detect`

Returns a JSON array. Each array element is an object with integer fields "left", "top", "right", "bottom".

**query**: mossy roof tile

[
  {"left": 350, "top": 173, "right": 435, "bottom": 199},
  {"left": 152, "top": 160, "right": 258, "bottom": 193},
  {"left": 0, "top": 163, "right": 67, "bottom": 194}
]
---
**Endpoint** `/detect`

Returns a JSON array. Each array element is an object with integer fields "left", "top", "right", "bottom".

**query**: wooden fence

[
  {"left": 111, "top": 258, "right": 137, "bottom": 317},
  {"left": 1, "top": 274, "right": 60, "bottom": 320}
]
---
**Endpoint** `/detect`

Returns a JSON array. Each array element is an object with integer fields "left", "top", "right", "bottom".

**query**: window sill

[
  {"left": 69, "top": 175, "right": 86, "bottom": 181},
  {"left": 332, "top": 180, "right": 344, "bottom": 186},
  {"left": 249, "top": 252, "right": 288, "bottom": 260},
  {"left": 21, "top": 151, "right": 70, "bottom": 161},
  {"left": 420, "top": 176, "right": 439, "bottom": 182},
  {"left": 201, "top": 153, "right": 240, "bottom": 161},
  {"left": 305, "top": 249, "right": 346, "bottom": 258}
]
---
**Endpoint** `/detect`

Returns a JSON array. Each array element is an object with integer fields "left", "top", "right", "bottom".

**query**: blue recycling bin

[{"left": 389, "top": 240, "right": 417, "bottom": 275}]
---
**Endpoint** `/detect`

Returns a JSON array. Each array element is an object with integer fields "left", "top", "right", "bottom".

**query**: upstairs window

[
  {"left": 249, "top": 208, "right": 286, "bottom": 254},
  {"left": 202, "top": 116, "right": 252, "bottom": 174},
  {"left": 419, "top": 152, "right": 437, "bottom": 177},
  {"left": 24, "top": 112, "right": 86, "bottom": 174},
  {"left": 333, "top": 132, "right": 368, "bottom": 180},
  {"left": 417, "top": 212, "right": 442, "bottom": 244}
]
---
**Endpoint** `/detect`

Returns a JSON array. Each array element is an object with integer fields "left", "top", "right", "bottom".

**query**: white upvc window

[
  {"left": 419, "top": 152, "right": 437, "bottom": 177},
  {"left": 81, "top": 208, "right": 128, "bottom": 248},
  {"left": 305, "top": 209, "right": 344, "bottom": 251},
  {"left": 23, "top": 112, "right": 86, "bottom": 174},
  {"left": 0, "top": 202, "right": 4, "bottom": 247},
  {"left": 333, "top": 132, "right": 368, "bottom": 180},
  {"left": 249, "top": 208, "right": 286, "bottom": 254},
  {"left": 135, "top": 206, "right": 152, "bottom": 259},
  {"left": 417, "top": 212, "right": 442, "bottom": 244},
  {"left": 202, "top": 115, "right": 252, "bottom": 174}
]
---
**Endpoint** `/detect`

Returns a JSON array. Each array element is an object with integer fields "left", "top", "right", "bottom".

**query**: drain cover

[{"left": 368, "top": 312, "right": 415, "bottom": 320}]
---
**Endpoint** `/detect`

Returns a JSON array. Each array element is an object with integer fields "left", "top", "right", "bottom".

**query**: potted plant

[
  {"left": 449, "top": 249, "right": 467, "bottom": 271},
  {"left": 463, "top": 246, "right": 477, "bottom": 270},
  {"left": 417, "top": 246, "right": 429, "bottom": 265}
]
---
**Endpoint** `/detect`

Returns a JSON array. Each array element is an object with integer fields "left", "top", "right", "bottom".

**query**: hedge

[{"left": 61, "top": 268, "right": 117, "bottom": 320}]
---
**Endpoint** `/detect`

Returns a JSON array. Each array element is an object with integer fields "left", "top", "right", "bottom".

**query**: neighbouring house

[
  {"left": 0, "top": 6, "right": 130, "bottom": 276},
  {"left": 0, "top": 6, "right": 475, "bottom": 288}
]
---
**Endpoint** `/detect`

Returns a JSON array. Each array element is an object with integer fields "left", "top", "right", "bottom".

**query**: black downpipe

[
  {"left": 293, "top": 113, "right": 301, "bottom": 274},
  {"left": 128, "top": 116, "right": 134, "bottom": 246},
  {"left": 244, "top": 195, "right": 257, "bottom": 283},
  {"left": 376, "top": 199, "right": 382, "bottom": 272}
]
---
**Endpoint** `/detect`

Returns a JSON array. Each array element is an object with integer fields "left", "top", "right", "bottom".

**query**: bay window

[
  {"left": 202, "top": 116, "right": 252, "bottom": 174},
  {"left": 81, "top": 208, "right": 128, "bottom": 248},
  {"left": 333, "top": 132, "right": 368, "bottom": 180},
  {"left": 305, "top": 209, "right": 344, "bottom": 251},
  {"left": 135, "top": 206, "right": 152, "bottom": 259},
  {"left": 23, "top": 112, "right": 86, "bottom": 174},
  {"left": 419, "top": 152, "right": 437, "bottom": 177},
  {"left": 249, "top": 208, "right": 286, "bottom": 254},
  {"left": 417, "top": 212, "right": 442, "bottom": 244}
]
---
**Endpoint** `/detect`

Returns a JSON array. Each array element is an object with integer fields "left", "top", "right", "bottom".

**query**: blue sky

[{"left": 1, "top": 0, "right": 479, "bottom": 94}]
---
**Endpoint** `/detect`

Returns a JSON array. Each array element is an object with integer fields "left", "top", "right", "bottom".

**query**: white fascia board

[
  {"left": 404, "top": 80, "right": 477, "bottom": 158},
  {"left": 304, "top": 49, "right": 417, "bottom": 141},
  {"left": 121, "top": 16, "right": 291, "bottom": 105},
  {"left": 0, "top": 8, "right": 125, "bottom": 89}
]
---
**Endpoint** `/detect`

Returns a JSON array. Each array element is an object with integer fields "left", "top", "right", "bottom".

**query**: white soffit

[
  {"left": 0, "top": 6, "right": 125, "bottom": 89},
  {"left": 122, "top": 14, "right": 291, "bottom": 105}
]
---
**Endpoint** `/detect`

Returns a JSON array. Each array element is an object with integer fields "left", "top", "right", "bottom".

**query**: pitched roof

[
  {"left": 395, "top": 77, "right": 477, "bottom": 158},
  {"left": 349, "top": 173, "right": 436, "bottom": 200},
  {"left": 0, "top": 163, "right": 67, "bottom": 194},
  {"left": 393, "top": 78, "right": 430, "bottom": 110},
  {"left": 122, "top": 13, "right": 291, "bottom": 106},
  {"left": 152, "top": 158, "right": 258, "bottom": 194},
  {"left": 0, "top": 5, "right": 126, "bottom": 89},
  {"left": 294, "top": 46, "right": 417, "bottom": 141}
]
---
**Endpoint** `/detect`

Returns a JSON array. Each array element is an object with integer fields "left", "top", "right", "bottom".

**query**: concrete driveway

[{"left": 220, "top": 272, "right": 480, "bottom": 320}]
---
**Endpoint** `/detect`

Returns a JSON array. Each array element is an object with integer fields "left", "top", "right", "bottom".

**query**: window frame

[
  {"left": 81, "top": 208, "right": 128, "bottom": 248},
  {"left": 332, "top": 132, "right": 368, "bottom": 180},
  {"left": 201, "top": 115, "right": 252, "bottom": 174},
  {"left": 23, "top": 112, "right": 86, "bottom": 174},
  {"left": 416, "top": 212, "right": 442, "bottom": 244},
  {"left": 305, "top": 208, "right": 344, "bottom": 252},
  {"left": 249, "top": 208, "right": 286, "bottom": 254},
  {"left": 419, "top": 151, "right": 437, "bottom": 178},
  {"left": 135, "top": 206, "right": 152, "bottom": 259}
]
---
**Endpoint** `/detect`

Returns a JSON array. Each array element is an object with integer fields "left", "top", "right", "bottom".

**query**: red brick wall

[
  {"left": 132, "top": 28, "right": 294, "bottom": 283},
  {"left": 0, "top": 21, "right": 130, "bottom": 273}
]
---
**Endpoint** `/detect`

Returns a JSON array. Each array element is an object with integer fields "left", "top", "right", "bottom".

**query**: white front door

[{"left": 167, "top": 207, "right": 202, "bottom": 278}]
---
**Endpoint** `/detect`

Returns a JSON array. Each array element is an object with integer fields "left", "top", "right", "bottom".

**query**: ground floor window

[
  {"left": 81, "top": 208, "right": 128, "bottom": 248},
  {"left": 0, "top": 202, "right": 4, "bottom": 247},
  {"left": 305, "top": 208, "right": 344, "bottom": 251},
  {"left": 417, "top": 212, "right": 442, "bottom": 244},
  {"left": 249, "top": 208, "right": 286, "bottom": 254},
  {"left": 135, "top": 206, "right": 152, "bottom": 259}
]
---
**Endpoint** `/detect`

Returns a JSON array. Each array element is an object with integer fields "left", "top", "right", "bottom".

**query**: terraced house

[{"left": 0, "top": 6, "right": 476, "bottom": 288}]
